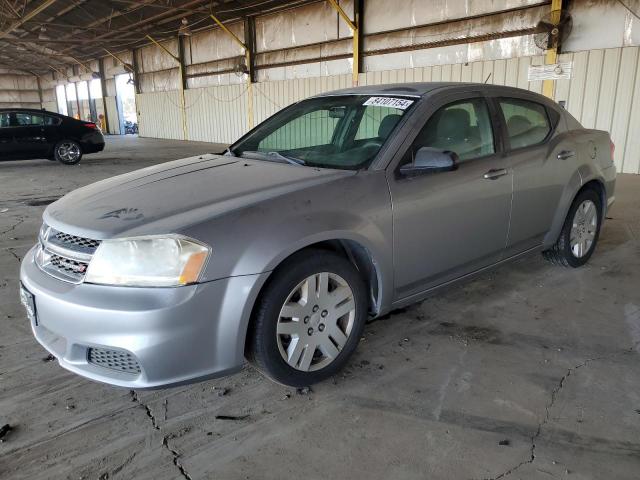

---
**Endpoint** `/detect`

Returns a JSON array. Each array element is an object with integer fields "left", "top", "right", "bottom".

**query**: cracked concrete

[
  {"left": 130, "top": 389, "right": 192, "bottom": 480},
  {"left": 1, "top": 136, "right": 639, "bottom": 479}
]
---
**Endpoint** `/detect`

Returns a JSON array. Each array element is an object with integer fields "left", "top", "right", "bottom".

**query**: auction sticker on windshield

[{"left": 363, "top": 97, "right": 414, "bottom": 109}]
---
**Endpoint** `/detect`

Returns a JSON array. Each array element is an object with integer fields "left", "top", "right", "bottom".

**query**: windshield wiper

[{"left": 240, "top": 150, "right": 305, "bottom": 166}]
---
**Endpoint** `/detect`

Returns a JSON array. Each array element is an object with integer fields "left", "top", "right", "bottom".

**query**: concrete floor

[{"left": 1, "top": 136, "right": 639, "bottom": 480}]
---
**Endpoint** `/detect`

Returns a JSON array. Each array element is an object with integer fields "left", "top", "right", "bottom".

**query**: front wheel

[
  {"left": 543, "top": 188, "right": 602, "bottom": 267},
  {"left": 54, "top": 140, "right": 83, "bottom": 165},
  {"left": 247, "top": 250, "right": 368, "bottom": 387}
]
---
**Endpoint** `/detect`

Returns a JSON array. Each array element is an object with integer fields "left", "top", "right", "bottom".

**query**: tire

[
  {"left": 247, "top": 250, "right": 368, "bottom": 387},
  {"left": 54, "top": 140, "right": 83, "bottom": 165},
  {"left": 543, "top": 188, "right": 602, "bottom": 268}
]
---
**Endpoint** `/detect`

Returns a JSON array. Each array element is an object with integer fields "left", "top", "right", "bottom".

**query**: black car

[{"left": 0, "top": 108, "right": 105, "bottom": 165}]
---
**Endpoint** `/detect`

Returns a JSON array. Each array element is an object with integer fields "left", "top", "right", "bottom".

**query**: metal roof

[{"left": 0, "top": 0, "right": 315, "bottom": 75}]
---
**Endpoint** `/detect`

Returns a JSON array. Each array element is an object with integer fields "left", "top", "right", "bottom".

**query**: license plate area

[{"left": 19, "top": 283, "right": 38, "bottom": 326}]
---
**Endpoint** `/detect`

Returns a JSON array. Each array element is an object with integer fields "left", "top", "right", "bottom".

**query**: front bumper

[{"left": 20, "top": 246, "right": 268, "bottom": 389}]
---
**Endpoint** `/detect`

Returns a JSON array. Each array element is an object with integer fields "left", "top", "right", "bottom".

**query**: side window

[
  {"left": 258, "top": 110, "right": 340, "bottom": 151},
  {"left": 44, "top": 115, "right": 61, "bottom": 126},
  {"left": 499, "top": 99, "right": 551, "bottom": 149},
  {"left": 355, "top": 106, "right": 402, "bottom": 141},
  {"left": 405, "top": 98, "right": 495, "bottom": 163},
  {"left": 15, "top": 113, "right": 44, "bottom": 126},
  {"left": 0, "top": 113, "right": 10, "bottom": 128}
]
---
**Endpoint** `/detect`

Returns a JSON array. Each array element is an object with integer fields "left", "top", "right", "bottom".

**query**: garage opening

[{"left": 115, "top": 73, "right": 137, "bottom": 135}]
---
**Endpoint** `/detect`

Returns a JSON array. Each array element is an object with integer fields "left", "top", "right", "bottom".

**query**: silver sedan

[{"left": 20, "top": 83, "right": 616, "bottom": 388}]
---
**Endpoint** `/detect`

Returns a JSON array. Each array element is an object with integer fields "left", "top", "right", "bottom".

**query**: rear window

[
  {"left": 44, "top": 115, "right": 61, "bottom": 126},
  {"left": 499, "top": 99, "right": 551, "bottom": 149},
  {"left": 0, "top": 112, "right": 10, "bottom": 128}
]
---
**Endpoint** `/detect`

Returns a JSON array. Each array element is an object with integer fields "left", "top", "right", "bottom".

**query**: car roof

[
  {"left": 315, "top": 82, "right": 555, "bottom": 103},
  {"left": 0, "top": 107, "right": 62, "bottom": 116}
]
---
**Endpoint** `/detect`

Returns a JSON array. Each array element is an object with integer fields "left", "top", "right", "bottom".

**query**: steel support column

[
  {"left": 327, "top": 0, "right": 359, "bottom": 86},
  {"left": 542, "top": 0, "right": 563, "bottom": 98},
  {"left": 210, "top": 13, "right": 254, "bottom": 129},
  {"left": 98, "top": 58, "right": 110, "bottom": 133}
]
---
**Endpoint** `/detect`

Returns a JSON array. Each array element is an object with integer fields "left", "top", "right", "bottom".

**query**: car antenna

[{"left": 484, "top": 73, "right": 492, "bottom": 84}]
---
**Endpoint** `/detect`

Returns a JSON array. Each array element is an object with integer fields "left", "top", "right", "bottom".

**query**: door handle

[
  {"left": 557, "top": 150, "right": 575, "bottom": 160},
  {"left": 483, "top": 168, "right": 508, "bottom": 180}
]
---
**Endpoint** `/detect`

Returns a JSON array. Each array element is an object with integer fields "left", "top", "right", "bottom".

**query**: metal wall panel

[
  {"left": 136, "top": 91, "right": 183, "bottom": 140},
  {"left": 185, "top": 84, "right": 248, "bottom": 144},
  {"left": 42, "top": 101, "right": 58, "bottom": 113},
  {"left": 104, "top": 96, "right": 120, "bottom": 135},
  {"left": 132, "top": 47, "right": 640, "bottom": 173}
]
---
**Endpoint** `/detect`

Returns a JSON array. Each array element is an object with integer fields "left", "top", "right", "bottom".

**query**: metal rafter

[
  {"left": 0, "top": 0, "right": 57, "bottom": 39},
  {"left": 0, "top": 0, "right": 318, "bottom": 74}
]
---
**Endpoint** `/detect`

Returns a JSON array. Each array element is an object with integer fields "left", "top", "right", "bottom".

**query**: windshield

[{"left": 230, "top": 95, "right": 416, "bottom": 170}]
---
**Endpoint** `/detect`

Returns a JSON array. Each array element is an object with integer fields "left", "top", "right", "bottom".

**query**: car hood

[{"left": 44, "top": 153, "right": 355, "bottom": 239}]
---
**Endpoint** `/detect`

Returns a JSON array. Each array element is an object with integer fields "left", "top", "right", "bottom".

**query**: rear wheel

[
  {"left": 54, "top": 140, "right": 83, "bottom": 165},
  {"left": 247, "top": 250, "right": 367, "bottom": 387},
  {"left": 543, "top": 188, "right": 602, "bottom": 267}
]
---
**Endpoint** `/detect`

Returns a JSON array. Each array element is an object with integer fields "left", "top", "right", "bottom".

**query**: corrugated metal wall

[
  {"left": 185, "top": 84, "right": 249, "bottom": 143},
  {"left": 136, "top": 91, "right": 184, "bottom": 140},
  {"left": 135, "top": 46, "right": 640, "bottom": 173},
  {"left": 104, "top": 96, "right": 120, "bottom": 135}
]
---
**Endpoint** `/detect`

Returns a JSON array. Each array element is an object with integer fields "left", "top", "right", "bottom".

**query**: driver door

[{"left": 388, "top": 93, "right": 513, "bottom": 300}]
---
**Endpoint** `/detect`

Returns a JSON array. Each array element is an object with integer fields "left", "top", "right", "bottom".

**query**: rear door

[
  {"left": 492, "top": 96, "right": 574, "bottom": 255},
  {"left": 0, "top": 112, "right": 13, "bottom": 158},
  {"left": 387, "top": 91, "right": 513, "bottom": 300},
  {"left": 12, "top": 112, "right": 50, "bottom": 158}
]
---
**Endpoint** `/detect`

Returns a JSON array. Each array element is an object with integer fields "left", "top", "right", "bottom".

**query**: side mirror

[{"left": 399, "top": 147, "right": 458, "bottom": 177}]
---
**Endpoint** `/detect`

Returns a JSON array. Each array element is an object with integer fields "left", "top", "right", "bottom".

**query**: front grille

[
  {"left": 36, "top": 224, "right": 100, "bottom": 283},
  {"left": 51, "top": 231, "right": 101, "bottom": 253},
  {"left": 49, "top": 253, "right": 89, "bottom": 279},
  {"left": 88, "top": 347, "right": 141, "bottom": 375}
]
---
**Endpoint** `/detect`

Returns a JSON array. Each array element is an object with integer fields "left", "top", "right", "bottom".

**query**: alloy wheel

[
  {"left": 570, "top": 199, "right": 598, "bottom": 258},
  {"left": 57, "top": 142, "right": 80, "bottom": 162},
  {"left": 276, "top": 272, "right": 356, "bottom": 372}
]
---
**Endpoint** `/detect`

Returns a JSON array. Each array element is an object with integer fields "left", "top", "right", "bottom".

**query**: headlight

[{"left": 85, "top": 235, "right": 210, "bottom": 287}]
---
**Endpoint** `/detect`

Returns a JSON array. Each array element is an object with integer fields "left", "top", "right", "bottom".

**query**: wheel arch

[
  {"left": 543, "top": 171, "right": 606, "bottom": 248},
  {"left": 241, "top": 237, "right": 384, "bottom": 358}
]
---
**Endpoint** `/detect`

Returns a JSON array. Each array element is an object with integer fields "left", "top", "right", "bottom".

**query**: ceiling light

[
  {"left": 38, "top": 25, "right": 50, "bottom": 41},
  {"left": 178, "top": 18, "right": 192, "bottom": 36}
]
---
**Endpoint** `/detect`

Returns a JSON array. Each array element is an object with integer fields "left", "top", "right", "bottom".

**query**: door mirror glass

[{"left": 399, "top": 147, "right": 458, "bottom": 177}]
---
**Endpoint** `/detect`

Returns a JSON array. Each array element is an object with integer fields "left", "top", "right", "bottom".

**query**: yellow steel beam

[
  {"left": 69, "top": 55, "right": 93, "bottom": 74},
  {"left": 145, "top": 35, "right": 180, "bottom": 62},
  {"left": 327, "top": 0, "right": 356, "bottom": 30},
  {"left": 48, "top": 64, "right": 69, "bottom": 79},
  {"left": 327, "top": 0, "right": 359, "bottom": 86},
  {"left": 542, "top": 0, "right": 563, "bottom": 98},
  {"left": 210, "top": 14, "right": 247, "bottom": 50},
  {"left": 210, "top": 13, "right": 254, "bottom": 129},
  {"left": 103, "top": 48, "right": 135, "bottom": 73}
]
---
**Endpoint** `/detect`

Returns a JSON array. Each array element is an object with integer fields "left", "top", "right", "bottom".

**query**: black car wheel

[
  {"left": 54, "top": 140, "right": 83, "bottom": 165},
  {"left": 543, "top": 187, "right": 602, "bottom": 268},
  {"left": 247, "top": 250, "right": 368, "bottom": 387}
]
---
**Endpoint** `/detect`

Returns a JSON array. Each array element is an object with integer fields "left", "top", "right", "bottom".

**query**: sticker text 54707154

[{"left": 363, "top": 97, "right": 414, "bottom": 110}]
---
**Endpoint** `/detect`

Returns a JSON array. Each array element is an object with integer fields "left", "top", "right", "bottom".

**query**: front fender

[{"left": 185, "top": 171, "right": 394, "bottom": 307}]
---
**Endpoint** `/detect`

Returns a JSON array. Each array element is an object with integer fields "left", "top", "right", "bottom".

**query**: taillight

[
  {"left": 610, "top": 138, "right": 615, "bottom": 162},
  {"left": 85, "top": 122, "right": 98, "bottom": 130}
]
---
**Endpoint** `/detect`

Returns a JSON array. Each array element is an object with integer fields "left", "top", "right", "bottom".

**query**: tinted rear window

[{"left": 499, "top": 98, "right": 552, "bottom": 149}]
